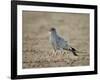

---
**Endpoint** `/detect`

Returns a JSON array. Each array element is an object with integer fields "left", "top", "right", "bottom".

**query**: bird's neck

[{"left": 51, "top": 31, "right": 58, "bottom": 38}]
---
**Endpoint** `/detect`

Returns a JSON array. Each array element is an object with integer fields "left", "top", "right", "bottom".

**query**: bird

[{"left": 49, "top": 28, "right": 78, "bottom": 56}]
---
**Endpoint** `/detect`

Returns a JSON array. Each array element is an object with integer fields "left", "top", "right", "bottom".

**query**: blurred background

[{"left": 22, "top": 11, "right": 90, "bottom": 69}]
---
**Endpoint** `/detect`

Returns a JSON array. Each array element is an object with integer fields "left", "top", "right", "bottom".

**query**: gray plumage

[{"left": 49, "top": 28, "right": 78, "bottom": 56}]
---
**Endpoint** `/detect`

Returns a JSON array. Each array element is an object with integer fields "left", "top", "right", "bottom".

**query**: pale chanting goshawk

[{"left": 49, "top": 28, "right": 78, "bottom": 56}]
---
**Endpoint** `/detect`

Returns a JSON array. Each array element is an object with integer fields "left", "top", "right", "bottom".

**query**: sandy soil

[{"left": 22, "top": 11, "right": 90, "bottom": 69}]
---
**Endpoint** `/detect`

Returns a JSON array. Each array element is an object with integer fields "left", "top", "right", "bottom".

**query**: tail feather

[
  {"left": 63, "top": 46, "right": 78, "bottom": 56},
  {"left": 69, "top": 47, "right": 78, "bottom": 56},
  {"left": 70, "top": 47, "right": 78, "bottom": 56},
  {"left": 72, "top": 50, "right": 78, "bottom": 56}
]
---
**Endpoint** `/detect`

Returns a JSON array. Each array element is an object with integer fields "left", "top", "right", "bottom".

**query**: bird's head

[
  {"left": 50, "top": 28, "right": 56, "bottom": 32},
  {"left": 49, "top": 28, "right": 57, "bottom": 36}
]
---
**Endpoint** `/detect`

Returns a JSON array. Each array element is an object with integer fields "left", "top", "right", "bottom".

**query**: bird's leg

[
  {"left": 53, "top": 47, "right": 57, "bottom": 55},
  {"left": 63, "top": 50, "right": 66, "bottom": 55},
  {"left": 60, "top": 48, "right": 63, "bottom": 54},
  {"left": 54, "top": 48, "right": 56, "bottom": 52},
  {"left": 54, "top": 49, "right": 57, "bottom": 55},
  {"left": 59, "top": 48, "right": 63, "bottom": 54}
]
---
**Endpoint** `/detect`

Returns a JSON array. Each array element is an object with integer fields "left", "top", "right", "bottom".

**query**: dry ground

[{"left": 22, "top": 11, "right": 90, "bottom": 69}]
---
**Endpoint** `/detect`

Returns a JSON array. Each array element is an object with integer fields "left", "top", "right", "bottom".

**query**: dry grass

[{"left": 22, "top": 11, "right": 90, "bottom": 69}]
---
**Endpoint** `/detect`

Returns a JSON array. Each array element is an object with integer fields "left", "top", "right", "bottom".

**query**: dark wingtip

[
  {"left": 71, "top": 47, "right": 77, "bottom": 51},
  {"left": 72, "top": 51, "right": 78, "bottom": 56},
  {"left": 71, "top": 47, "right": 78, "bottom": 56}
]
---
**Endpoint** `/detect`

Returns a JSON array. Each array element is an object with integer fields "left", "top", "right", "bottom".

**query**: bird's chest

[
  {"left": 50, "top": 35, "right": 56, "bottom": 43},
  {"left": 49, "top": 33, "right": 58, "bottom": 45}
]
